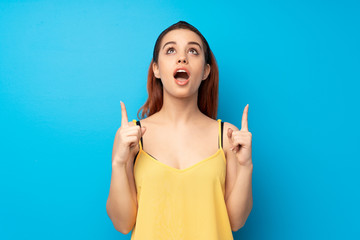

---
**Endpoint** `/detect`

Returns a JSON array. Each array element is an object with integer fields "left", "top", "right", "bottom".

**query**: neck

[{"left": 156, "top": 90, "right": 203, "bottom": 126}]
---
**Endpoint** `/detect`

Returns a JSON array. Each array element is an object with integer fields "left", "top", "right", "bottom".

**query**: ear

[
  {"left": 202, "top": 63, "right": 211, "bottom": 80},
  {"left": 152, "top": 62, "right": 160, "bottom": 78}
]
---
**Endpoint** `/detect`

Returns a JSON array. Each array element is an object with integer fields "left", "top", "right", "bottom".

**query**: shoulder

[
  {"left": 127, "top": 119, "right": 147, "bottom": 127},
  {"left": 128, "top": 116, "right": 151, "bottom": 127}
]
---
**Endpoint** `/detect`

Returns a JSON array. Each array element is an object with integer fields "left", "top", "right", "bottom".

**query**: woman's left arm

[{"left": 224, "top": 104, "right": 253, "bottom": 232}]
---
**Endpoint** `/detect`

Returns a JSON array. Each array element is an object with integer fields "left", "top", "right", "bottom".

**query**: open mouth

[{"left": 174, "top": 70, "right": 190, "bottom": 81}]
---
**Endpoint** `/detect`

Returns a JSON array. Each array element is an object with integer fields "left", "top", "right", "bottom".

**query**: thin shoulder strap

[
  {"left": 217, "top": 119, "right": 224, "bottom": 149},
  {"left": 132, "top": 119, "right": 143, "bottom": 150}
]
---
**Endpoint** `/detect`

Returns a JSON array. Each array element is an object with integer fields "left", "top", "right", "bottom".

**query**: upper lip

[{"left": 173, "top": 67, "right": 190, "bottom": 79}]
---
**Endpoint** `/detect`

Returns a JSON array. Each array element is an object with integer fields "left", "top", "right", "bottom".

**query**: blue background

[{"left": 1, "top": 0, "right": 359, "bottom": 239}]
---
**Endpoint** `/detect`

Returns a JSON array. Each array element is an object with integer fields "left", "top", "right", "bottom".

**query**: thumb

[
  {"left": 227, "top": 128, "right": 233, "bottom": 140},
  {"left": 228, "top": 128, "right": 239, "bottom": 152},
  {"left": 141, "top": 126, "right": 146, "bottom": 136},
  {"left": 227, "top": 128, "right": 236, "bottom": 151}
]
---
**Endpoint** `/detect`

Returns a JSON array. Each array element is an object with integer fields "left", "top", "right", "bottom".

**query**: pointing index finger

[
  {"left": 241, "top": 104, "right": 249, "bottom": 131},
  {"left": 120, "top": 101, "right": 129, "bottom": 127}
]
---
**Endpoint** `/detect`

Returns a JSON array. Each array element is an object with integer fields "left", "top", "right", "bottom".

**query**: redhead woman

[{"left": 106, "top": 21, "right": 253, "bottom": 240}]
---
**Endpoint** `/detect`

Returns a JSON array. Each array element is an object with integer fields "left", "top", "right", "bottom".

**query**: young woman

[{"left": 107, "top": 21, "right": 253, "bottom": 239}]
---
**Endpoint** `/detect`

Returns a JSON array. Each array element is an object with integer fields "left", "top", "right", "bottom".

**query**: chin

[{"left": 167, "top": 89, "right": 199, "bottom": 99}]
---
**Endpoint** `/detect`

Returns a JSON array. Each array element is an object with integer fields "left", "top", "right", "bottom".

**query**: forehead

[{"left": 160, "top": 29, "right": 203, "bottom": 48}]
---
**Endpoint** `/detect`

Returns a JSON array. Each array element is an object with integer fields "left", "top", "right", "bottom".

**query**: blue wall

[{"left": 0, "top": 0, "right": 359, "bottom": 239}]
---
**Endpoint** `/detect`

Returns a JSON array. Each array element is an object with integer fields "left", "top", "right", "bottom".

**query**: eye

[
  {"left": 166, "top": 47, "right": 175, "bottom": 54},
  {"left": 189, "top": 48, "right": 199, "bottom": 55}
]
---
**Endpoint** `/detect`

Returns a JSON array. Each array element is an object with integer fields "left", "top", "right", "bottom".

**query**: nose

[{"left": 177, "top": 56, "right": 187, "bottom": 64}]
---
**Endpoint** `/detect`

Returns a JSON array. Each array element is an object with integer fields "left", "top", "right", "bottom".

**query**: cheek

[
  {"left": 193, "top": 63, "right": 207, "bottom": 77},
  {"left": 158, "top": 59, "right": 173, "bottom": 75}
]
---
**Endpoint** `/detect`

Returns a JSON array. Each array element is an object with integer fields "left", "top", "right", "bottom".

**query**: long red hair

[{"left": 137, "top": 21, "right": 219, "bottom": 120}]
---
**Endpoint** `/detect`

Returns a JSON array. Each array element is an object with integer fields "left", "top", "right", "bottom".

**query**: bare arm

[
  {"left": 106, "top": 102, "right": 145, "bottom": 234},
  {"left": 106, "top": 160, "right": 138, "bottom": 234},
  {"left": 226, "top": 163, "right": 253, "bottom": 231},
  {"left": 224, "top": 117, "right": 253, "bottom": 231}
]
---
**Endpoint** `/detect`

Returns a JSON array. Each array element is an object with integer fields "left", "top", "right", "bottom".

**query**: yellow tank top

[{"left": 130, "top": 119, "right": 234, "bottom": 240}]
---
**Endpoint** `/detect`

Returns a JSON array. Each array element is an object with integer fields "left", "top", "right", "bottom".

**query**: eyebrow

[{"left": 162, "top": 41, "right": 202, "bottom": 51}]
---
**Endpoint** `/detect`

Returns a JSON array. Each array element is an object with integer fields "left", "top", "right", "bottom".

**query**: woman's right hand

[{"left": 112, "top": 101, "right": 146, "bottom": 166}]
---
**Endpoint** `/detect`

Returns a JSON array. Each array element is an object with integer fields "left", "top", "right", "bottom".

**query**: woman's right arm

[
  {"left": 106, "top": 155, "right": 137, "bottom": 234},
  {"left": 106, "top": 101, "right": 146, "bottom": 234}
]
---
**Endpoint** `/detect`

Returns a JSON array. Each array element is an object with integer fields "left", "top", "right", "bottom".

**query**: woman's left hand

[{"left": 227, "top": 104, "right": 253, "bottom": 167}]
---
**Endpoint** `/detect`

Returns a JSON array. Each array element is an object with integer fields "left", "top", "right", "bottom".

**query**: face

[{"left": 153, "top": 29, "right": 211, "bottom": 98}]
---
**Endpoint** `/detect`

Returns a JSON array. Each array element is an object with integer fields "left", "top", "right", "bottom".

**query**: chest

[{"left": 141, "top": 127, "right": 220, "bottom": 171}]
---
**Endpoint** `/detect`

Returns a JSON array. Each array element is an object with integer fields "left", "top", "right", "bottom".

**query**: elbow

[
  {"left": 231, "top": 221, "right": 244, "bottom": 232},
  {"left": 110, "top": 217, "right": 134, "bottom": 235},
  {"left": 106, "top": 201, "right": 135, "bottom": 235},
  {"left": 231, "top": 211, "right": 251, "bottom": 232},
  {"left": 231, "top": 204, "right": 253, "bottom": 232},
  {"left": 232, "top": 216, "right": 250, "bottom": 231},
  {"left": 115, "top": 224, "right": 133, "bottom": 235}
]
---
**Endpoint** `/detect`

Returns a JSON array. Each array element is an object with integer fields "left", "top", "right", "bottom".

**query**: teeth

[{"left": 177, "top": 69, "right": 186, "bottom": 73}]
